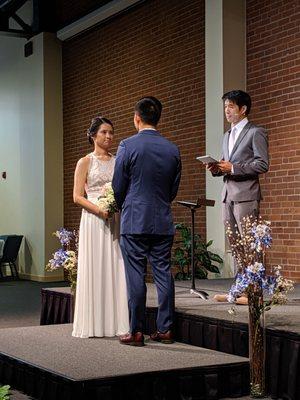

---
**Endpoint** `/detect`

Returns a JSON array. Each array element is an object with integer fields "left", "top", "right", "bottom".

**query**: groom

[{"left": 112, "top": 96, "right": 181, "bottom": 346}]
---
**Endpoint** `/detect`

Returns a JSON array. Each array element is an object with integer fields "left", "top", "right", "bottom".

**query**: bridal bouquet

[
  {"left": 46, "top": 228, "right": 78, "bottom": 294},
  {"left": 97, "top": 182, "right": 118, "bottom": 214}
]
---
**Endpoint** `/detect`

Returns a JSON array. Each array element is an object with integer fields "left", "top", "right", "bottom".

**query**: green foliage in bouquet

[
  {"left": 0, "top": 385, "right": 10, "bottom": 400},
  {"left": 172, "top": 223, "right": 223, "bottom": 280}
]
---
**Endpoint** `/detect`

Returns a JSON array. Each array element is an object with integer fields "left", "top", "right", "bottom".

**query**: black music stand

[{"left": 177, "top": 198, "right": 215, "bottom": 300}]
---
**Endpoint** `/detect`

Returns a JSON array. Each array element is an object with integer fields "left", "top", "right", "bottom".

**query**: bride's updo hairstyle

[{"left": 87, "top": 116, "right": 114, "bottom": 145}]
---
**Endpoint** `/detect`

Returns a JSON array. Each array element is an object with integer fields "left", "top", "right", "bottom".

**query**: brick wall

[
  {"left": 247, "top": 0, "right": 300, "bottom": 280},
  {"left": 62, "top": 0, "right": 206, "bottom": 241}
]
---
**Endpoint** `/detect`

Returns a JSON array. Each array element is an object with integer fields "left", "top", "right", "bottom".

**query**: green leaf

[
  {"left": 173, "top": 222, "right": 223, "bottom": 278},
  {"left": 208, "top": 252, "right": 223, "bottom": 264},
  {"left": 175, "top": 272, "right": 184, "bottom": 280},
  {"left": 174, "top": 247, "right": 184, "bottom": 258},
  {"left": 206, "top": 239, "right": 213, "bottom": 248},
  {"left": 174, "top": 223, "right": 183, "bottom": 230},
  {"left": 194, "top": 234, "right": 201, "bottom": 243},
  {"left": 195, "top": 268, "right": 208, "bottom": 279},
  {"left": 196, "top": 241, "right": 206, "bottom": 250},
  {"left": 0, "top": 385, "right": 10, "bottom": 400},
  {"left": 204, "top": 264, "right": 220, "bottom": 274}
]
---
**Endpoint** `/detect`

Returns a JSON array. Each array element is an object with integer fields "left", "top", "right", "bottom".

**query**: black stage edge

[
  {"left": 40, "top": 287, "right": 300, "bottom": 400},
  {"left": 0, "top": 353, "right": 249, "bottom": 400},
  {"left": 40, "top": 288, "right": 74, "bottom": 325},
  {"left": 146, "top": 308, "right": 300, "bottom": 400},
  {"left": 0, "top": 324, "right": 249, "bottom": 400}
]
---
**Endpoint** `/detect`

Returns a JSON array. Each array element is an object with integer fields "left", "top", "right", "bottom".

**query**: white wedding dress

[{"left": 72, "top": 153, "right": 129, "bottom": 338}]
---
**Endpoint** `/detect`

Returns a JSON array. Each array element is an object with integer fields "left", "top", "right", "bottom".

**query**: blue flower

[
  {"left": 49, "top": 248, "right": 69, "bottom": 269},
  {"left": 252, "top": 223, "right": 272, "bottom": 250},
  {"left": 55, "top": 228, "right": 73, "bottom": 247}
]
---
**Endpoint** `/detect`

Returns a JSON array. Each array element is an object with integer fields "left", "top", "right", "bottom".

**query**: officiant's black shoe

[
  {"left": 119, "top": 332, "right": 145, "bottom": 347},
  {"left": 150, "top": 330, "right": 174, "bottom": 344}
]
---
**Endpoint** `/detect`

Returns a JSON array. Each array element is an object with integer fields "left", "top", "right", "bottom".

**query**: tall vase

[
  {"left": 248, "top": 285, "right": 266, "bottom": 398},
  {"left": 69, "top": 271, "right": 76, "bottom": 323}
]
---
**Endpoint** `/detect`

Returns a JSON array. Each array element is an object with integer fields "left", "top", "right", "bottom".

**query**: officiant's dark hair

[
  {"left": 135, "top": 96, "right": 162, "bottom": 126},
  {"left": 222, "top": 90, "right": 251, "bottom": 115},
  {"left": 87, "top": 116, "right": 114, "bottom": 145}
]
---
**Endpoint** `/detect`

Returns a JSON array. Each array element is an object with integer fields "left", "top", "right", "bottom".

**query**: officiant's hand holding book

[
  {"left": 196, "top": 155, "right": 218, "bottom": 164},
  {"left": 197, "top": 155, "right": 221, "bottom": 174}
]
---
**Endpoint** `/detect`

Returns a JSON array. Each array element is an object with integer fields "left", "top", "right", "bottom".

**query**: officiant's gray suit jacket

[{"left": 219, "top": 122, "right": 269, "bottom": 202}]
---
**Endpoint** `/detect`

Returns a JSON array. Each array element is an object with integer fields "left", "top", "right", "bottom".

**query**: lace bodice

[{"left": 86, "top": 153, "right": 115, "bottom": 199}]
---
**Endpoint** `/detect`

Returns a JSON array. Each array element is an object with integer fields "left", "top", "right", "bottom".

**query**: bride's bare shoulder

[{"left": 76, "top": 155, "right": 91, "bottom": 170}]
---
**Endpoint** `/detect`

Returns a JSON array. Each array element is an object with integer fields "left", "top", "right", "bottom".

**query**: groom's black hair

[
  {"left": 222, "top": 90, "right": 251, "bottom": 115},
  {"left": 135, "top": 96, "right": 162, "bottom": 126}
]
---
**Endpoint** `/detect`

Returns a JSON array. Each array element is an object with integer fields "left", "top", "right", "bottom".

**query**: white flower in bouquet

[{"left": 97, "top": 182, "right": 118, "bottom": 214}]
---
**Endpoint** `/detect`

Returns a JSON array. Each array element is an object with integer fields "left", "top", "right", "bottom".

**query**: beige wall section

[
  {"left": 0, "top": 33, "right": 45, "bottom": 278},
  {"left": 19, "top": 33, "right": 45, "bottom": 279},
  {"left": 223, "top": 0, "right": 246, "bottom": 96},
  {"left": 222, "top": 0, "right": 246, "bottom": 274},
  {"left": 0, "top": 32, "right": 64, "bottom": 282},
  {"left": 43, "top": 33, "right": 64, "bottom": 280},
  {"left": 205, "top": 0, "right": 246, "bottom": 278},
  {"left": 205, "top": 0, "right": 227, "bottom": 277},
  {"left": 0, "top": 37, "right": 23, "bottom": 237}
]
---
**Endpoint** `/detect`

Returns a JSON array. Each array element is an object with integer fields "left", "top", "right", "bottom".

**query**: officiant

[{"left": 206, "top": 90, "right": 269, "bottom": 304}]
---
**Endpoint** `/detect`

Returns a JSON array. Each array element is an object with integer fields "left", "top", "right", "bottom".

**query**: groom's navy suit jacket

[{"left": 112, "top": 129, "right": 181, "bottom": 235}]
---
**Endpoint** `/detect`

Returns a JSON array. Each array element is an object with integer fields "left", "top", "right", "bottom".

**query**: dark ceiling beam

[
  {"left": 32, "top": 0, "right": 55, "bottom": 33},
  {"left": 0, "top": 28, "right": 30, "bottom": 38},
  {"left": 11, "top": 11, "right": 31, "bottom": 32},
  {"left": 0, "top": 11, "right": 9, "bottom": 29},
  {"left": 0, "top": 0, "right": 28, "bottom": 15},
  {"left": 0, "top": 0, "right": 35, "bottom": 37}
]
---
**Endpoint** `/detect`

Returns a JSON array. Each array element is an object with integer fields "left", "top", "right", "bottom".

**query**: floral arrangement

[
  {"left": 97, "top": 182, "right": 118, "bottom": 214},
  {"left": 46, "top": 228, "right": 78, "bottom": 294},
  {"left": 226, "top": 216, "right": 294, "bottom": 308},
  {"left": 226, "top": 215, "right": 294, "bottom": 397}
]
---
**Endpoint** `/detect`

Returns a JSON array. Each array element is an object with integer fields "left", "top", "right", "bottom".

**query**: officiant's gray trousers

[{"left": 222, "top": 199, "right": 260, "bottom": 273}]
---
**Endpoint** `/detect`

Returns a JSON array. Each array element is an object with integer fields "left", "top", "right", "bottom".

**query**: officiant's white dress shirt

[
  {"left": 229, "top": 117, "right": 248, "bottom": 174},
  {"left": 229, "top": 117, "right": 249, "bottom": 154}
]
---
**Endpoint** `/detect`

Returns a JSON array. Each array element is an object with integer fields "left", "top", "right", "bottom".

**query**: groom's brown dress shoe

[
  {"left": 119, "top": 332, "right": 145, "bottom": 347},
  {"left": 150, "top": 330, "right": 174, "bottom": 344}
]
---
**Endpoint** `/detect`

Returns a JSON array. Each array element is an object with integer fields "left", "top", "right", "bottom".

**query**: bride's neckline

[{"left": 91, "top": 152, "right": 113, "bottom": 162}]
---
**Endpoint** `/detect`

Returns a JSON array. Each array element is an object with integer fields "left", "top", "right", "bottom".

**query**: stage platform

[
  {"left": 41, "top": 279, "right": 300, "bottom": 335},
  {"left": 40, "top": 279, "right": 300, "bottom": 400},
  {"left": 148, "top": 279, "right": 300, "bottom": 334},
  {"left": 0, "top": 324, "right": 249, "bottom": 400}
]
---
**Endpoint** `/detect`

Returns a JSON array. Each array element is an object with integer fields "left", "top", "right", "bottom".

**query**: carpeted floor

[
  {"left": 0, "top": 280, "right": 68, "bottom": 399},
  {"left": 0, "top": 280, "right": 68, "bottom": 329}
]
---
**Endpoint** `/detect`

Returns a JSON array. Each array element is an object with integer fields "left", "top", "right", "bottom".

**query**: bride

[{"left": 72, "top": 116, "right": 129, "bottom": 338}]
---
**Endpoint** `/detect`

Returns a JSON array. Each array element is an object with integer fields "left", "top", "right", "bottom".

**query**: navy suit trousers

[{"left": 120, "top": 234, "right": 174, "bottom": 334}]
